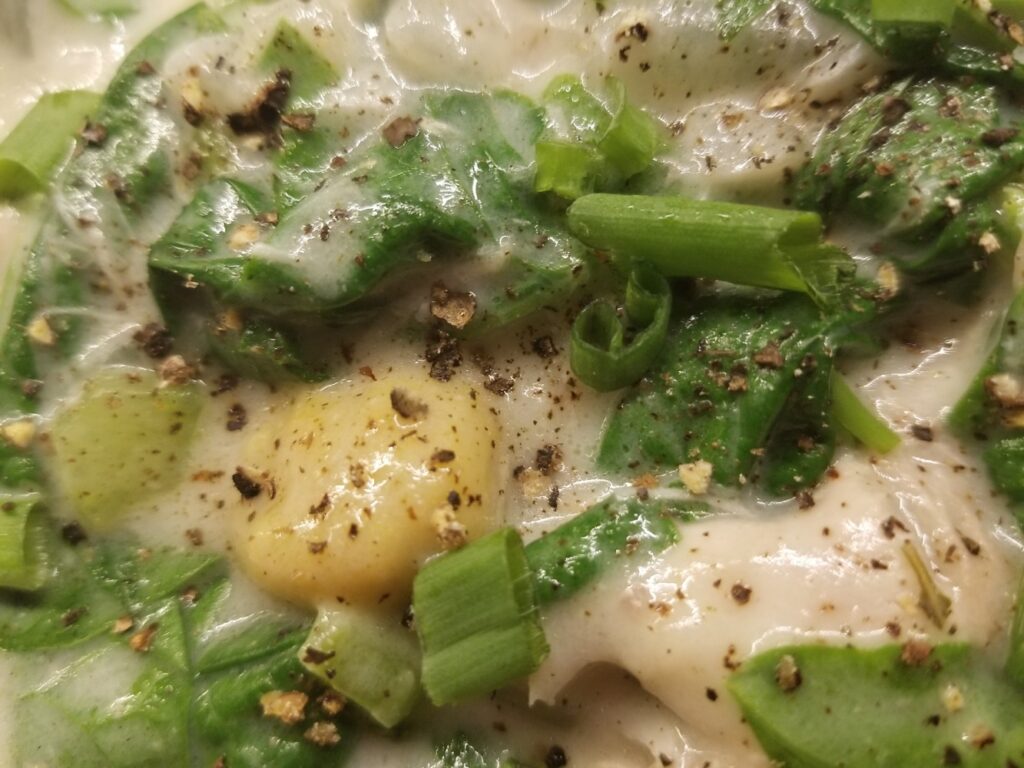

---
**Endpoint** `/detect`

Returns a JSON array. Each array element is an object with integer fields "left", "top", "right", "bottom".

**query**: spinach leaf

[
  {"left": 729, "top": 643, "right": 1024, "bottom": 767},
  {"left": 598, "top": 292, "right": 869, "bottom": 495},
  {"left": 794, "top": 78, "right": 1024, "bottom": 279}
]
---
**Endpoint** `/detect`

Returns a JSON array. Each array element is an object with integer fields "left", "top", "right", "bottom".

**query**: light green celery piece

[
  {"left": 50, "top": 368, "right": 203, "bottom": 529},
  {"left": 56, "top": 0, "right": 139, "bottom": 17},
  {"left": 729, "top": 644, "right": 1024, "bottom": 767},
  {"left": 0, "top": 493, "right": 45, "bottom": 590},
  {"left": 300, "top": 607, "right": 420, "bottom": 728},
  {"left": 1008, "top": 574, "right": 1024, "bottom": 685},
  {"left": 0, "top": 91, "right": 100, "bottom": 200},
  {"left": 831, "top": 374, "right": 900, "bottom": 453}
]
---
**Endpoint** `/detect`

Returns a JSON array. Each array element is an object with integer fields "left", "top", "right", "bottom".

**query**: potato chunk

[{"left": 232, "top": 369, "right": 501, "bottom": 608}]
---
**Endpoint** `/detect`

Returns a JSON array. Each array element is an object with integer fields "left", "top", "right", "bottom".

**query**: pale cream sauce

[{"left": 0, "top": 1, "right": 1019, "bottom": 767}]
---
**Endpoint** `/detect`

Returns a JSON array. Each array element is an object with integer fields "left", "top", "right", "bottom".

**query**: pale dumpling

[{"left": 231, "top": 367, "right": 502, "bottom": 608}]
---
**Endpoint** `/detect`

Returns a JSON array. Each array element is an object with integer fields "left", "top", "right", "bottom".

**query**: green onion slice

[
  {"left": 413, "top": 528, "right": 548, "bottom": 706},
  {"left": 567, "top": 194, "right": 854, "bottom": 308},
  {"left": 570, "top": 262, "right": 671, "bottom": 392},
  {"left": 831, "top": 375, "right": 901, "bottom": 454},
  {"left": 0, "top": 493, "right": 46, "bottom": 591},
  {"left": 299, "top": 606, "right": 421, "bottom": 728}
]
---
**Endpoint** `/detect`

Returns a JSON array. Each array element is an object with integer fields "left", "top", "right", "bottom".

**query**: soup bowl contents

[{"left": 3, "top": 0, "right": 1024, "bottom": 765}]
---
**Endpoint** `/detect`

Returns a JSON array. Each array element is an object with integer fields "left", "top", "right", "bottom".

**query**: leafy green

[
  {"left": 4, "top": 523, "right": 340, "bottom": 767},
  {"left": 714, "top": 0, "right": 774, "bottom": 40},
  {"left": 729, "top": 643, "right": 1024, "bottom": 767},
  {"left": 599, "top": 292, "right": 872, "bottom": 495},
  {"left": 950, "top": 288, "right": 1024, "bottom": 510},
  {"left": 526, "top": 495, "right": 708, "bottom": 606},
  {"left": 794, "top": 78, "right": 1024, "bottom": 279}
]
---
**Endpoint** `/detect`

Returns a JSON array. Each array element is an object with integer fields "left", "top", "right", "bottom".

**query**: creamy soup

[{"left": 1, "top": 1, "right": 1024, "bottom": 767}]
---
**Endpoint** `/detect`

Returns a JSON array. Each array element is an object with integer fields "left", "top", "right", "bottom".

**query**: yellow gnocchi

[{"left": 231, "top": 367, "right": 502, "bottom": 608}]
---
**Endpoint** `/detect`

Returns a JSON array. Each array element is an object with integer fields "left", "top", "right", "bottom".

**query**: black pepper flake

[
  {"left": 881, "top": 515, "right": 909, "bottom": 539},
  {"left": 705, "top": 687, "right": 718, "bottom": 701},
  {"left": 730, "top": 582, "right": 752, "bottom": 605},
  {"left": 943, "top": 745, "right": 962, "bottom": 765},
  {"left": 302, "top": 646, "right": 336, "bottom": 665},
  {"left": 308, "top": 541, "right": 327, "bottom": 555},
  {"left": 547, "top": 485, "right": 560, "bottom": 510},
  {"left": 62, "top": 607, "right": 87, "bottom": 627},
  {"left": 532, "top": 335, "right": 558, "bottom": 358},
  {"left": 432, "top": 449, "right": 456, "bottom": 464},
  {"left": 981, "top": 127, "right": 1019, "bottom": 147},
  {"left": 20, "top": 379, "right": 43, "bottom": 398},
  {"left": 960, "top": 534, "right": 981, "bottom": 556},
  {"left": 133, "top": 323, "right": 174, "bottom": 359},
  {"left": 425, "top": 326, "right": 462, "bottom": 382},
  {"left": 447, "top": 490, "right": 461, "bottom": 509},
  {"left": 232, "top": 468, "right": 262, "bottom": 499},
  {"left": 911, "top": 423, "right": 934, "bottom": 442},
  {"left": 226, "top": 403, "right": 248, "bottom": 432},
  {"left": 61, "top": 521, "right": 88, "bottom": 546},
  {"left": 544, "top": 745, "right": 568, "bottom": 768},
  {"left": 796, "top": 490, "right": 815, "bottom": 509},
  {"left": 535, "top": 444, "right": 562, "bottom": 476},
  {"left": 226, "top": 70, "right": 292, "bottom": 148},
  {"left": 390, "top": 388, "right": 429, "bottom": 420},
  {"left": 211, "top": 373, "right": 239, "bottom": 396}
]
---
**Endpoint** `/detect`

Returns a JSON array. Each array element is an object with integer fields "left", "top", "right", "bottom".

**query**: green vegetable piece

[
  {"left": 729, "top": 643, "right": 1024, "bottom": 767},
  {"left": 57, "top": 0, "right": 139, "bottom": 18},
  {"left": 534, "top": 77, "right": 660, "bottom": 200},
  {"left": 259, "top": 21, "right": 338, "bottom": 108},
  {"left": 714, "top": 0, "right": 774, "bottom": 39},
  {"left": 526, "top": 495, "right": 708, "bottom": 606},
  {"left": 1008, "top": 575, "right": 1024, "bottom": 686},
  {"left": 567, "top": 194, "right": 854, "bottom": 308},
  {"left": 599, "top": 293, "right": 855, "bottom": 493},
  {"left": 208, "top": 315, "right": 328, "bottom": 383},
  {"left": 414, "top": 528, "right": 548, "bottom": 706},
  {"left": 299, "top": 607, "right": 420, "bottom": 728},
  {"left": 570, "top": 263, "right": 671, "bottom": 391},
  {"left": 831, "top": 374, "right": 901, "bottom": 453},
  {"left": 871, "top": 0, "right": 955, "bottom": 26},
  {"left": 794, "top": 78, "right": 1024, "bottom": 278},
  {"left": 950, "top": 287, "right": 1024, "bottom": 509},
  {"left": 0, "top": 493, "right": 45, "bottom": 590},
  {"left": 0, "top": 91, "right": 100, "bottom": 200},
  {"left": 50, "top": 368, "right": 203, "bottom": 529}
]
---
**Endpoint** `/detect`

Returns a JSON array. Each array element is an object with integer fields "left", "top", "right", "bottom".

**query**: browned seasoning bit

[
  {"left": 129, "top": 623, "right": 159, "bottom": 653},
  {"left": 382, "top": 116, "right": 421, "bottom": 148},
  {"left": 431, "top": 448, "right": 456, "bottom": 465},
  {"left": 795, "top": 490, "right": 815, "bottom": 510},
  {"left": 158, "top": 355, "right": 198, "bottom": 385},
  {"left": 232, "top": 467, "right": 263, "bottom": 499},
  {"left": 319, "top": 691, "right": 346, "bottom": 716},
  {"left": 753, "top": 342, "right": 784, "bottom": 369},
  {"left": 544, "top": 745, "right": 568, "bottom": 768},
  {"left": 900, "top": 638, "right": 933, "bottom": 667},
  {"left": 960, "top": 533, "right": 982, "bottom": 556},
  {"left": 308, "top": 541, "right": 328, "bottom": 555},
  {"left": 260, "top": 690, "right": 308, "bottom": 725},
  {"left": 133, "top": 323, "right": 174, "bottom": 359},
  {"left": 112, "top": 615, "right": 134, "bottom": 635},
  {"left": 430, "top": 282, "right": 477, "bottom": 329},
  {"left": 226, "top": 403, "right": 248, "bottom": 432},
  {"left": 304, "top": 721, "right": 341, "bottom": 747},
  {"left": 390, "top": 388, "right": 429, "bottom": 420},
  {"left": 255, "top": 210, "right": 280, "bottom": 226},
  {"left": 775, "top": 654, "right": 803, "bottom": 693},
  {"left": 282, "top": 112, "right": 316, "bottom": 132},
  {"left": 182, "top": 99, "right": 204, "bottom": 126}
]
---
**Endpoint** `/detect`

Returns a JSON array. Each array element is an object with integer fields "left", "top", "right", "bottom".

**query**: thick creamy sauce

[{"left": 0, "top": 2, "right": 1021, "bottom": 767}]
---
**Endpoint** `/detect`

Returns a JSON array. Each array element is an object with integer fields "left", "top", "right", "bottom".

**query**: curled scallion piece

[{"left": 570, "top": 262, "right": 671, "bottom": 392}]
